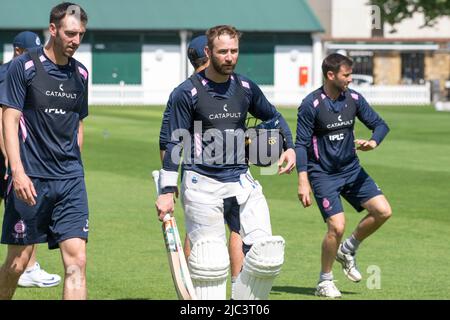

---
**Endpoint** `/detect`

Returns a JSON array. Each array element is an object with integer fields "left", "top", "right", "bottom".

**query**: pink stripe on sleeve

[
  {"left": 78, "top": 66, "right": 88, "bottom": 80},
  {"left": 24, "top": 60, "right": 34, "bottom": 70},
  {"left": 194, "top": 133, "right": 202, "bottom": 158},
  {"left": 7, "top": 179, "right": 13, "bottom": 196},
  {"left": 312, "top": 136, "right": 319, "bottom": 160},
  {"left": 19, "top": 115, "right": 27, "bottom": 142}
]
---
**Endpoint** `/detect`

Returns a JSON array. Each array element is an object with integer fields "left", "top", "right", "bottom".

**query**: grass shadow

[{"left": 272, "top": 286, "right": 357, "bottom": 297}]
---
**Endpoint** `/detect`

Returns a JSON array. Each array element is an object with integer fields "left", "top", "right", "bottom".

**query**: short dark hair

[
  {"left": 50, "top": 2, "right": 88, "bottom": 27},
  {"left": 322, "top": 53, "right": 353, "bottom": 78},
  {"left": 189, "top": 55, "right": 209, "bottom": 70},
  {"left": 206, "top": 25, "right": 242, "bottom": 50}
]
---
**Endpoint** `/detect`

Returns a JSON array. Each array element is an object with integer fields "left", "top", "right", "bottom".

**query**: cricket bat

[{"left": 152, "top": 170, "right": 197, "bottom": 300}]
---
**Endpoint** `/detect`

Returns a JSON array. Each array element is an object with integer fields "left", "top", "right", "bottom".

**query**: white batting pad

[
  {"left": 188, "top": 237, "right": 230, "bottom": 300},
  {"left": 182, "top": 188, "right": 227, "bottom": 244},
  {"left": 238, "top": 185, "right": 272, "bottom": 245},
  {"left": 233, "top": 235, "right": 285, "bottom": 300}
]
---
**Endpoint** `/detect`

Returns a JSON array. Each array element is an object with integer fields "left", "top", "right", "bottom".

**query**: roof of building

[{"left": 0, "top": 0, "right": 323, "bottom": 32}]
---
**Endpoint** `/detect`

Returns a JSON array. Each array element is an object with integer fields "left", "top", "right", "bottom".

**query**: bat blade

[{"left": 154, "top": 170, "right": 197, "bottom": 300}]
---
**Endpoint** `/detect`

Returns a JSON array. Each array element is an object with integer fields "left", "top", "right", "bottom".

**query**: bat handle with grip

[{"left": 152, "top": 170, "right": 161, "bottom": 195}]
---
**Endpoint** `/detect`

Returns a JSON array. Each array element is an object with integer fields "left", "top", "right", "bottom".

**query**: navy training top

[
  {"left": 295, "top": 86, "right": 389, "bottom": 174},
  {"left": 162, "top": 70, "right": 294, "bottom": 186},
  {"left": 0, "top": 47, "right": 89, "bottom": 179}
]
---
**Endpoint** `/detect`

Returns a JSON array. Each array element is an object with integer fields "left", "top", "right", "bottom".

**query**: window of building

[
  {"left": 401, "top": 52, "right": 425, "bottom": 84},
  {"left": 92, "top": 33, "right": 142, "bottom": 85},
  {"left": 348, "top": 51, "right": 374, "bottom": 85},
  {"left": 236, "top": 34, "right": 275, "bottom": 85},
  {"left": 235, "top": 33, "right": 311, "bottom": 85},
  {"left": 349, "top": 51, "right": 374, "bottom": 75}
]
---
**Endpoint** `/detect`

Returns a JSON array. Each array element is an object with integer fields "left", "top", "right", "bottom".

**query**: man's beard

[
  {"left": 210, "top": 54, "right": 236, "bottom": 76},
  {"left": 55, "top": 33, "right": 76, "bottom": 58},
  {"left": 333, "top": 80, "right": 348, "bottom": 92}
]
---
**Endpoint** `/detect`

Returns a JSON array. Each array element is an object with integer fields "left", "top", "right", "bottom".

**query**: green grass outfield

[{"left": 1, "top": 105, "right": 449, "bottom": 300}]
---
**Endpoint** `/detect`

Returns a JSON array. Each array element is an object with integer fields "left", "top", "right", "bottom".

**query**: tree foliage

[{"left": 371, "top": 0, "right": 450, "bottom": 30}]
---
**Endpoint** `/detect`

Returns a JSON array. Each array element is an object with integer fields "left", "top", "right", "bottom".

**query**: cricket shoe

[
  {"left": 315, "top": 280, "right": 341, "bottom": 298},
  {"left": 336, "top": 244, "right": 362, "bottom": 282},
  {"left": 18, "top": 262, "right": 61, "bottom": 288}
]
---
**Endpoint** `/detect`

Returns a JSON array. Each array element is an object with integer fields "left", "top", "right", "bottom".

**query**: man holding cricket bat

[
  {"left": 159, "top": 34, "right": 250, "bottom": 299},
  {"left": 156, "top": 25, "right": 296, "bottom": 300}
]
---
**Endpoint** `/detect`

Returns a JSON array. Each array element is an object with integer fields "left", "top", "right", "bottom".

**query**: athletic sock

[
  {"left": 342, "top": 234, "right": 361, "bottom": 254},
  {"left": 319, "top": 271, "right": 333, "bottom": 283}
]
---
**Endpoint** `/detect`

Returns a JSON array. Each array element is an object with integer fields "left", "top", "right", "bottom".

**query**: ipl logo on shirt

[{"left": 45, "top": 108, "right": 67, "bottom": 114}]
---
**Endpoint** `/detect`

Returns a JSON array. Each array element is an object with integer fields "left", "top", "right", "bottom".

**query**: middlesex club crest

[
  {"left": 13, "top": 220, "right": 27, "bottom": 239},
  {"left": 322, "top": 198, "right": 332, "bottom": 211}
]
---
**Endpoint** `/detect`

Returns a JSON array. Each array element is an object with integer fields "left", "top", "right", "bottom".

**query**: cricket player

[
  {"left": 0, "top": 2, "right": 90, "bottom": 300},
  {"left": 156, "top": 25, "right": 296, "bottom": 300},
  {"left": 159, "top": 34, "right": 246, "bottom": 298},
  {"left": 295, "top": 53, "right": 392, "bottom": 298},
  {"left": 0, "top": 31, "right": 61, "bottom": 289}
]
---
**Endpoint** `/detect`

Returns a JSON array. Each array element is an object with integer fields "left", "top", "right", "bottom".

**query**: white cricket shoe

[
  {"left": 336, "top": 244, "right": 362, "bottom": 282},
  {"left": 315, "top": 280, "right": 341, "bottom": 298},
  {"left": 18, "top": 262, "right": 61, "bottom": 288}
]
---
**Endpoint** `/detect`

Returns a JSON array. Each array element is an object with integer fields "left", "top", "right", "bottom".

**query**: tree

[{"left": 371, "top": 0, "right": 450, "bottom": 31}]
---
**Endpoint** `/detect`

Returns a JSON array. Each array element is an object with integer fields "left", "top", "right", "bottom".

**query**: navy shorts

[
  {"left": 1, "top": 176, "right": 89, "bottom": 249},
  {"left": 223, "top": 197, "right": 240, "bottom": 233},
  {"left": 309, "top": 166, "right": 383, "bottom": 222}
]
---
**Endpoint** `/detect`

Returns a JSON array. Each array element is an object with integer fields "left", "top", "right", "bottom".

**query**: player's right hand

[
  {"left": 12, "top": 171, "right": 37, "bottom": 206},
  {"left": 155, "top": 193, "right": 175, "bottom": 221},
  {"left": 354, "top": 139, "right": 377, "bottom": 151},
  {"left": 298, "top": 183, "right": 312, "bottom": 208},
  {"left": 297, "top": 172, "right": 312, "bottom": 208}
]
